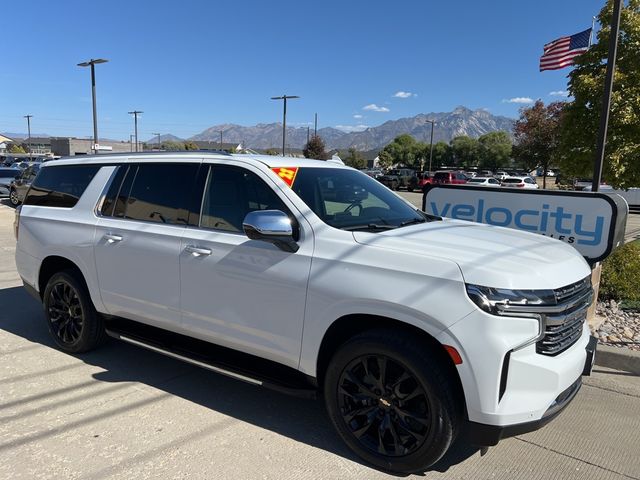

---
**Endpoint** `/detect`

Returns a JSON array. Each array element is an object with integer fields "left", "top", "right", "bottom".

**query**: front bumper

[{"left": 464, "top": 335, "right": 596, "bottom": 445}]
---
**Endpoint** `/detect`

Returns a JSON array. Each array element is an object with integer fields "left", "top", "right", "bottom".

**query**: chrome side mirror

[{"left": 242, "top": 210, "right": 299, "bottom": 253}]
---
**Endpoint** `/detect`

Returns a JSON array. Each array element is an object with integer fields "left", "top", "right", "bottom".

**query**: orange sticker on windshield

[{"left": 271, "top": 167, "right": 298, "bottom": 187}]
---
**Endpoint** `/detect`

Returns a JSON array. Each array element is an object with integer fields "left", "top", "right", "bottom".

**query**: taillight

[
  {"left": 14, "top": 205, "right": 21, "bottom": 240},
  {"left": 518, "top": 183, "right": 525, "bottom": 187}
]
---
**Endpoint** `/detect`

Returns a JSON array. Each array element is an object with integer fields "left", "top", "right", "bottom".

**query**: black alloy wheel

[
  {"left": 47, "top": 280, "right": 84, "bottom": 345},
  {"left": 43, "top": 270, "right": 106, "bottom": 353},
  {"left": 337, "top": 354, "right": 432, "bottom": 457},
  {"left": 324, "top": 329, "right": 460, "bottom": 473}
]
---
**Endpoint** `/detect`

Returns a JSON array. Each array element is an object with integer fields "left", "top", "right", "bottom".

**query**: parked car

[
  {"left": 8, "top": 163, "right": 40, "bottom": 206},
  {"left": 582, "top": 184, "right": 640, "bottom": 210},
  {"left": 418, "top": 171, "right": 434, "bottom": 189},
  {"left": 494, "top": 171, "right": 509, "bottom": 181},
  {"left": 479, "top": 170, "right": 494, "bottom": 177},
  {"left": 15, "top": 153, "right": 596, "bottom": 473},
  {"left": 466, "top": 176, "right": 501, "bottom": 187},
  {"left": 361, "top": 168, "right": 383, "bottom": 180},
  {"left": 377, "top": 168, "right": 418, "bottom": 191},
  {"left": 432, "top": 170, "right": 468, "bottom": 185},
  {"left": 501, "top": 176, "right": 539, "bottom": 189},
  {"left": 0, "top": 167, "right": 21, "bottom": 197}
]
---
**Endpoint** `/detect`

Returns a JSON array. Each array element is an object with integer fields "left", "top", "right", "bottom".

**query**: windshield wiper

[
  {"left": 342, "top": 224, "right": 398, "bottom": 231},
  {"left": 398, "top": 218, "right": 426, "bottom": 227}
]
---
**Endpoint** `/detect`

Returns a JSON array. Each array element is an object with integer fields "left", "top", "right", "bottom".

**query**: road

[{"left": 0, "top": 202, "right": 639, "bottom": 479}]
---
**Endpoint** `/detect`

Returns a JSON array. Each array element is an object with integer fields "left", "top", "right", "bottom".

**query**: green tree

[
  {"left": 559, "top": 0, "right": 640, "bottom": 188},
  {"left": 265, "top": 148, "right": 279, "bottom": 155},
  {"left": 478, "top": 131, "right": 512, "bottom": 172},
  {"left": 343, "top": 148, "right": 367, "bottom": 169},
  {"left": 377, "top": 150, "right": 394, "bottom": 169},
  {"left": 161, "top": 141, "right": 186, "bottom": 151},
  {"left": 513, "top": 100, "right": 565, "bottom": 188},
  {"left": 427, "top": 141, "right": 452, "bottom": 170},
  {"left": 380, "top": 134, "right": 422, "bottom": 169},
  {"left": 7, "top": 143, "right": 26, "bottom": 154},
  {"left": 184, "top": 141, "right": 199, "bottom": 151},
  {"left": 303, "top": 135, "right": 328, "bottom": 160},
  {"left": 450, "top": 136, "right": 479, "bottom": 167}
]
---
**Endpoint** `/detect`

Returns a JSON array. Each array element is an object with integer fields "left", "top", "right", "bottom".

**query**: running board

[{"left": 104, "top": 319, "right": 317, "bottom": 399}]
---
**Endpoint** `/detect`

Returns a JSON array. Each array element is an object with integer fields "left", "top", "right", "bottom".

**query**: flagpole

[
  {"left": 589, "top": 16, "right": 596, "bottom": 46},
  {"left": 592, "top": 0, "right": 623, "bottom": 192}
]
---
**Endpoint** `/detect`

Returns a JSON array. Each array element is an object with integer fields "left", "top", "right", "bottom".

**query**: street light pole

[
  {"left": 219, "top": 130, "right": 223, "bottom": 149},
  {"left": 77, "top": 58, "right": 108, "bottom": 154},
  {"left": 592, "top": 0, "right": 623, "bottom": 192},
  {"left": 427, "top": 120, "right": 435, "bottom": 174},
  {"left": 128, "top": 110, "right": 143, "bottom": 152},
  {"left": 129, "top": 134, "right": 135, "bottom": 152},
  {"left": 24, "top": 115, "right": 33, "bottom": 160},
  {"left": 314, "top": 113, "right": 317, "bottom": 136},
  {"left": 152, "top": 132, "right": 161, "bottom": 151},
  {"left": 271, "top": 95, "right": 300, "bottom": 156}
]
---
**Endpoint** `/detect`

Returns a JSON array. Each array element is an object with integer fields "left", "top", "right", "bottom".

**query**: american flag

[{"left": 540, "top": 28, "right": 592, "bottom": 71}]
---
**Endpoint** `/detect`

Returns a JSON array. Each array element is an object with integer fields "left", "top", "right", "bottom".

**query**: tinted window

[
  {"left": 24, "top": 165, "right": 100, "bottom": 208},
  {"left": 200, "top": 165, "right": 288, "bottom": 233},
  {"left": 0, "top": 168, "right": 19, "bottom": 180},
  {"left": 434, "top": 172, "right": 450, "bottom": 181},
  {"left": 100, "top": 165, "right": 128, "bottom": 216},
  {"left": 121, "top": 163, "right": 198, "bottom": 225},
  {"left": 503, "top": 178, "right": 520, "bottom": 184}
]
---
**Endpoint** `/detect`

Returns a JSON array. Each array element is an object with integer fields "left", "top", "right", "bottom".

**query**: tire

[
  {"left": 43, "top": 269, "right": 106, "bottom": 353},
  {"left": 9, "top": 187, "right": 20, "bottom": 207},
  {"left": 323, "top": 329, "right": 460, "bottom": 473}
]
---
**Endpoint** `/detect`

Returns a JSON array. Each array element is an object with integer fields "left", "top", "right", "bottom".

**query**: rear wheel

[
  {"left": 9, "top": 187, "right": 20, "bottom": 206},
  {"left": 324, "top": 329, "right": 460, "bottom": 473},
  {"left": 43, "top": 270, "right": 105, "bottom": 353}
]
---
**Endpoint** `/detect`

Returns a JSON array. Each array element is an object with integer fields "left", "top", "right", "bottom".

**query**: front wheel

[
  {"left": 43, "top": 270, "right": 106, "bottom": 353},
  {"left": 324, "top": 330, "right": 461, "bottom": 473},
  {"left": 9, "top": 188, "right": 20, "bottom": 206}
]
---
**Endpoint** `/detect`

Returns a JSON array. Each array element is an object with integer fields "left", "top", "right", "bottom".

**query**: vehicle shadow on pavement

[{"left": 0, "top": 285, "right": 479, "bottom": 475}]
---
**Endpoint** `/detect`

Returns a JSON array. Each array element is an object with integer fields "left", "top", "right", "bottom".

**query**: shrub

[{"left": 599, "top": 241, "right": 640, "bottom": 301}]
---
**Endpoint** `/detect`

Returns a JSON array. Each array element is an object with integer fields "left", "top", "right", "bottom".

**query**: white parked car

[
  {"left": 466, "top": 176, "right": 501, "bottom": 187},
  {"left": 494, "top": 171, "right": 509, "bottom": 181},
  {"left": 501, "top": 176, "right": 539, "bottom": 189},
  {"left": 14, "top": 153, "right": 595, "bottom": 473}
]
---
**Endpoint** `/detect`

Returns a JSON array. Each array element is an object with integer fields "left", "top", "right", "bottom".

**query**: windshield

[{"left": 292, "top": 167, "right": 433, "bottom": 231}]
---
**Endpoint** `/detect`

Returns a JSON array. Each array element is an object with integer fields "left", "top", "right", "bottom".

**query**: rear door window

[
  {"left": 119, "top": 163, "right": 198, "bottom": 225},
  {"left": 24, "top": 164, "right": 100, "bottom": 208}
]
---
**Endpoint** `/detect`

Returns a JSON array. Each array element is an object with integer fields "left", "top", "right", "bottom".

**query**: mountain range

[{"left": 183, "top": 106, "right": 514, "bottom": 151}]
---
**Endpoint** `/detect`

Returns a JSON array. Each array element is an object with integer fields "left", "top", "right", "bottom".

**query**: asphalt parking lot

[{"left": 1, "top": 201, "right": 639, "bottom": 479}]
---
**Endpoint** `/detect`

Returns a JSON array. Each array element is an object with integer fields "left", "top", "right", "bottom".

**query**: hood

[{"left": 353, "top": 219, "right": 591, "bottom": 290}]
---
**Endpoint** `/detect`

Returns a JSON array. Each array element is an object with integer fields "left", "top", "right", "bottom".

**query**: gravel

[{"left": 592, "top": 300, "right": 640, "bottom": 351}]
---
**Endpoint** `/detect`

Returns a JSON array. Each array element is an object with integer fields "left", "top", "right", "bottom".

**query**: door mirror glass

[{"left": 242, "top": 210, "right": 298, "bottom": 253}]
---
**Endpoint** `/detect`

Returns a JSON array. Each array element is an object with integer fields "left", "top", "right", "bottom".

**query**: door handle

[
  {"left": 185, "top": 245, "right": 212, "bottom": 256},
  {"left": 104, "top": 233, "right": 123, "bottom": 243}
]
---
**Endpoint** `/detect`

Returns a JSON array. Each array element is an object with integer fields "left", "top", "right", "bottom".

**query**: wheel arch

[
  {"left": 315, "top": 314, "right": 465, "bottom": 410},
  {"left": 38, "top": 256, "right": 86, "bottom": 299}
]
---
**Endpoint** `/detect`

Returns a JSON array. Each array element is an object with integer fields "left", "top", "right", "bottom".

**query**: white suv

[{"left": 14, "top": 153, "right": 596, "bottom": 473}]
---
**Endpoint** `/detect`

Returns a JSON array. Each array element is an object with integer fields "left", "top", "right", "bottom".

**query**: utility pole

[
  {"left": 271, "top": 95, "right": 300, "bottom": 156},
  {"left": 129, "top": 134, "right": 135, "bottom": 152},
  {"left": 426, "top": 120, "right": 435, "bottom": 174},
  {"left": 314, "top": 113, "right": 317, "bottom": 136},
  {"left": 128, "top": 110, "right": 143, "bottom": 152},
  {"left": 152, "top": 132, "right": 161, "bottom": 150},
  {"left": 219, "top": 130, "right": 223, "bottom": 149},
  {"left": 77, "top": 59, "right": 108, "bottom": 153},
  {"left": 307, "top": 126, "right": 310, "bottom": 144},
  {"left": 24, "top": 115, "right": 33, "bottom": 160},
  {"left": 592, "top": 0, "right": 623, "bottom": 192}
]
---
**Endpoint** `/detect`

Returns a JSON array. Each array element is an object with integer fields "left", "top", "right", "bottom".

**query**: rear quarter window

[{"left": 24, "top": 165, "right": 100, "bottom": 208}]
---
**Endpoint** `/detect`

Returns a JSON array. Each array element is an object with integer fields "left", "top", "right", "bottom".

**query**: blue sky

[{"left": 1, "top": 0, "right": 604, "bottom": 141}]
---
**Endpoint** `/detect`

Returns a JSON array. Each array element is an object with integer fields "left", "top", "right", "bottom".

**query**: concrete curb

[{"left": 595, "top": 344, "right": 640, "bottom": 375}]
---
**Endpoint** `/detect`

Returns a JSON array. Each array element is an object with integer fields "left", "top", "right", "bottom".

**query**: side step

[{"left": 104, "top": 318, "right": 317, "bottom": 399}]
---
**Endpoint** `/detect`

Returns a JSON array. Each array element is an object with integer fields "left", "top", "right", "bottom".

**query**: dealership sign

[{"left": 423, "top": 185, "right": 628, "bottom": 262}]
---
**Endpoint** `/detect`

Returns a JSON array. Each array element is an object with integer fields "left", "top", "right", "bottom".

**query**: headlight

[{"left": 465, "top": 284, "right": 555, "bottom": 317}]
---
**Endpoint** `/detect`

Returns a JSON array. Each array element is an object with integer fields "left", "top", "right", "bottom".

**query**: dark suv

[
  {"left": 378, "top": 168, "right": 418, "bottom": 191},
  {"left": 9, "top": 163, "right": 40, "bottom": 206},
  {"left": 432, "top": 171, "right": 468, "bottom": 185}
]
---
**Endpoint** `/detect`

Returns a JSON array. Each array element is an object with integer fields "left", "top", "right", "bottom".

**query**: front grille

[{"left": 536, "top": 277, "right": 592, "bottom": 356}]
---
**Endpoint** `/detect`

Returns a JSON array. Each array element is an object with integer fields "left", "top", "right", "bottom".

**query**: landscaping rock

[{"left": 592, "top": 301, "right": 640, "bottom": 352}]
